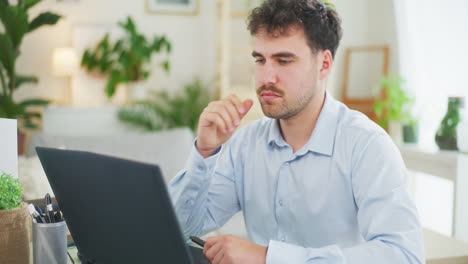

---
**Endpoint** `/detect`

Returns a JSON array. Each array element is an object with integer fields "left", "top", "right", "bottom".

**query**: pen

[
  {"left": 189, "top": 236, "right": 206, "bottom": 247},
  {"left": 28, "top": 204, "right": 44, "bottom": 223},
  {"left": 45, "top": 193, "right": 56, "bottom": 223}
]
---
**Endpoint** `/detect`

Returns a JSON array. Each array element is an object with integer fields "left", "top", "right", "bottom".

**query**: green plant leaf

[
  {"left": 161, "top": 60, "right": 170, "bottom": 72},
  {"left": 106, "top": 70, "right": 121, "bottom": 98},
  {"left": 0, "top": 172, "right": 23, "bottom": 210},
  {"left": 23, "top": 111, "right": 41, "bottom": 118},
  {"left": 28, "top": 12, "right": 62, "bottom": 32},
  {"left": 0, "top": 34, "right": 15, "bottom": 77},
  {"left": 373, "top": 73, "right": 415, "bottom": 129},
  {"left": 24, "top": 0, "right": 41, "bottom": 9},
  {"left": 14, "top": 75, "right": 38, "bottom": 88},
  {"left": 0, "top": 4, "right": 29, "bottom": 48},
  {"left": 80, "top": 16, "right": 172, "bottom": 98},
  {"left": 19, "top": 98, "right": 49, "bottom": 107},
  {"left": 118, "top": 78, "right": 212, "bottom": 132},
  {"left": 0, "top": 94, "right": 24, "bottom": 118}
]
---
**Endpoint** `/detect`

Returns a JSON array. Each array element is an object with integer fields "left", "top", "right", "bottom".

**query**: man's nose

[{"left": 258, "top": 63, "right": 278, "bottom": 86}]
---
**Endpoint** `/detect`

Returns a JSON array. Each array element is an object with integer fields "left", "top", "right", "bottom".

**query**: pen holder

[{"left": 32, "top": 221, "right": 67, "bottom": 264}]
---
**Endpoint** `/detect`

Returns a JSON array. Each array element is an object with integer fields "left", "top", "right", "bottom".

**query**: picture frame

[
  {"left": 145, "top": 0, "right": 199, "bottom": 16},
  {"left": 341, "top": 45, "right": 390, "bottom": 121}
]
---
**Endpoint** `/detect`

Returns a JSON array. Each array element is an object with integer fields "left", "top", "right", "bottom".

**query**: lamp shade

[{"left": 52, "top": 47, "right": 78, "bottom": 76}]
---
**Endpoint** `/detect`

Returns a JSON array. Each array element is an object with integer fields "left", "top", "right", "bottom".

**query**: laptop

[{"left": 36, "top": 147, "right": 209, "bottom": 264}]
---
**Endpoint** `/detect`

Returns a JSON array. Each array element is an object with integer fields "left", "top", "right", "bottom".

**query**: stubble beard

[{"left": 258, "top": 85, "right": 316, "bottom": 120}]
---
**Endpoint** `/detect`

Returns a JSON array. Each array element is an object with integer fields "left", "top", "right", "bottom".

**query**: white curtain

[{"left": 393, "top": 0, "right": 468, "bottom": 150}]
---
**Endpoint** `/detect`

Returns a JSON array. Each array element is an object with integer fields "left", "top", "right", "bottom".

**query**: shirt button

[
  {"left": 278, "top": 200, "right": 283, "bottom": 206},
  {"left": 185, "top": 200, "right": 193, "bottom": 206},
  {"left": 197, "top": 164, "right": 205, "bottom": 171}
]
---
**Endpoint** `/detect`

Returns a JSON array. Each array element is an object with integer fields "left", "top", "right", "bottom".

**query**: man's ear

[{"left": 318, "top": 50, "right": 333, "bottom": 81}]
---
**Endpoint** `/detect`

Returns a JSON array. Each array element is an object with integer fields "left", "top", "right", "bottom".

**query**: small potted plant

[
  {"left": 373, "top": 74, "right": 417, "bottom": 144},
  {"left": 0, "top": 172, "right": 30, "bottom": 263}
]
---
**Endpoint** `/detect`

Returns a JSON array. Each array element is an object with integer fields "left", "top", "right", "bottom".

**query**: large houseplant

[
  {"left": 373, "top": 74, "right": 417, "bottom": 143},
  {"left": 0, "top": 0, "right": 62, "bottom": 154},
  {"left": 118, "top": 78, "right": 212, "bottom": 132},
  {"left": 0, "top": 172, "right": 30, "bottom": 263},
  {"left": 81, "top": 16, "right": 172, "bottom": 99},
  {"left": 0, "top": 0, "right": 62, "bottom": 129}
]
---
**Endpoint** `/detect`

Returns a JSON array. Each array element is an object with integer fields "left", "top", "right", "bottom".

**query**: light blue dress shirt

[{"left": 169, "top": 93, "right": 424, "bottom": 264}]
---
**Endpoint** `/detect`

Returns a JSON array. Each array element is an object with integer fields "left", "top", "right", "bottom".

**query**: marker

[
  {"left": 54, "top": 210, "right": 63, "bottom": 222},
  {"left": 189, "top": 236, "right": 206, "bottom": 247},
  {"left": 45, "top": 193, "right": 56, "bottom": 223}
]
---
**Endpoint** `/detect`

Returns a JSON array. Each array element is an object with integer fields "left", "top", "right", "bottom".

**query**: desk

[
  {"left": 49, "top": 229, "right": 468, "bottom": 264},
  {"left": 425, "top": 229, "right": 468, "bottom": 264}
]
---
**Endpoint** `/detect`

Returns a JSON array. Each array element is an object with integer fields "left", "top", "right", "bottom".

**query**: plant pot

[
  {"left": 457, "top": 116, "right": 468, "bottom": 153},
  {"left": 17, "top": 130, "right": 25, "bottom": 156},
  {"left": 0, "top": 204, "right": 31, "bottom": 264},
  {"left": 403, "top": 123, "right": 418, "bottom": 143}
]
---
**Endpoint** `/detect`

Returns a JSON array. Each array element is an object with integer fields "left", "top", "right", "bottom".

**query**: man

[{"left": 169, "top": 0, "right": 424, "bottom": 263}]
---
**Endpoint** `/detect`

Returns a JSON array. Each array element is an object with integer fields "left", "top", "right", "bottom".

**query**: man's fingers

[
  {"left": 199, "top": 96, "right": 254, "bottom": 134},
  {"left": 241, "top": 99, "right": 254, "bottom": 116},
  {"left": 204, "top": 241, "right": 223, "bottom": 262},
  {"left": 204, "top": 102, "right": 237, "bottom": 132},
  {"left": 212, "top": 248, "right": 224, "bottom": 264},
  {"left": 223, "top": 101, "right": 241, "bottom": 127},
  {"left": 226, "top": 94, "right": 244, "bottom": 114},
  {"left": 205, "top": 235, "right": 225, "bottom": 246},
  {"left": 203, "top": 112, "right": 228, "bottom": 134}
]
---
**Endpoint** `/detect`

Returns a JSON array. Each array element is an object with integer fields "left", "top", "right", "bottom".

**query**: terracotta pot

[
  {"left": 0, "top": 204, "right": 31, "bottom": 264},
  {"left": 17, "top": 130, "right": 25, "bottom": 156}
]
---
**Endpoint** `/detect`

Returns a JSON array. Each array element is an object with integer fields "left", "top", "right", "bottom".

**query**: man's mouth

[{"left": 260, "top": 91, "right": 281, "bottom": 101}]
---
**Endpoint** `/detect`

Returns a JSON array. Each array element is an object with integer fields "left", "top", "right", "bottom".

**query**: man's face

[{"left": 253, "top": 26, "right": 321, "bottom": 120}]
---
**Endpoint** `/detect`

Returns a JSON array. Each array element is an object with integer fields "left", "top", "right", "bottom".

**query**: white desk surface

[{"left": 425, "top": 228, "right": 468, "bottom": 263}]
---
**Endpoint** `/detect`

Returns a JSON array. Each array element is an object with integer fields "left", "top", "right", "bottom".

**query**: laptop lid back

[{"left": 36, "top": 147, "right": 194, "bottom": 264}]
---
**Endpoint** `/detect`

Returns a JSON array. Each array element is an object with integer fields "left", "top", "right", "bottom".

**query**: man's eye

[
  {"left": 255, "top": 59, "right": 265, "bottom": 64},
  {"left": 279, "top": 60, "right": 292, "bottom": 65}
]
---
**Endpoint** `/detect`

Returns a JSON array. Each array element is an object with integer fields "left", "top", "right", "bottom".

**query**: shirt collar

[{"left": 267, "top": 92, "right": 339, "bottom": 156}]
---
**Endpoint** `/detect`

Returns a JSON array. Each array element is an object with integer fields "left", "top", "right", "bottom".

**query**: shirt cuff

[
  {"left": 266, "top": 240, "right": 307, "bottom": 264},
  {"left": 266, "top": 240, "right": 344, "bottom": 264},
  {"left": 185, "top": 139, "right": 222, "bottom": 177}
]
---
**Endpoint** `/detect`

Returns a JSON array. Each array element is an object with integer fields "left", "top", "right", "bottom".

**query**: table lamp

[{"left": 52, "top": 47, "right": 78, "bottom": 105}]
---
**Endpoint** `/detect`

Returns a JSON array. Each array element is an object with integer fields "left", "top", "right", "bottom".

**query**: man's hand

[
  {"left": 196, "top": 95, "right": 253, "bottom": 158},
  {"left": 203, "top": 235, "right": 267, "bottom": 264}
]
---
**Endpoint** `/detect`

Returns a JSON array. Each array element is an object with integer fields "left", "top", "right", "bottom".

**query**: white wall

[
  {"left": 329, "top": 0, "right": 399, "bottom": 99},
  {"left": 13, "top": 0, "right": 399, "bottom": 105},
  {"left": 14, "top": 0, "right": 217, "bottom": 104}
]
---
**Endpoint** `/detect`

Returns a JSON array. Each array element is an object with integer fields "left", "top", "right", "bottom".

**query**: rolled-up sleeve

[{"left": 169, "top": 139, "right": 241, "bottom": 240}]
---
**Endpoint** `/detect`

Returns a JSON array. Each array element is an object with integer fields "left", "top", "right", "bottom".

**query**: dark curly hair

[{"left": 247, "top": 0, "right": 343, "bottom": 58}]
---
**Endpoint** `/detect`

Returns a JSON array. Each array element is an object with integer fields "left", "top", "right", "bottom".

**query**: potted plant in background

[
  {"left": 373, "top": 74, "right": 417, "bottom": 144},
  {"left": 0, "top": 171, "right": 30, "bottom": 264},
  {"left": 435, "top": 97, "right": 464, "bottom": 150},
  {"left": 118, "top": 78, "right": 212, "bottom": 132},
  {"left": 81, "top": 16, "right": 172, "bottom": 101},
  {"left": 0, "top": 0, "right": 62, "bottom": 154}
]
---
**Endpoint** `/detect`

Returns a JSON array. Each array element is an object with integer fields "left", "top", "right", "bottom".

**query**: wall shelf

[{"left": 399, "top": 144, "right": 468, "bottom": 243}]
